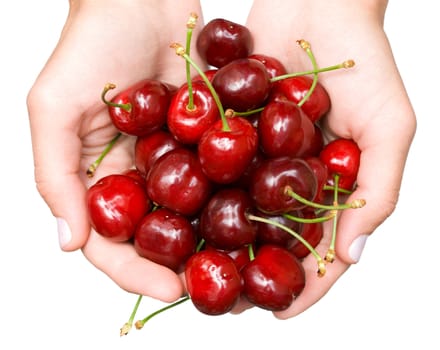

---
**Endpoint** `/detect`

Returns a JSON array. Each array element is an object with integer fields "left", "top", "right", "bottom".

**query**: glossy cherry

[
  {"left": 196, "top": 18, "right": 253, "bottom": 68},
  {"left": 212, "top": 58, "right": 271, "bottom": 112},
  {"left": 249, "top": 157, "right": 318, "bottom": 214},
  {"left": 146, "top": 148, "right": 212, "bottom": 216},
  {"left": 199, "top": 188, "right": 257, "bottom": 251},
  {"left": 185, "top": 249, "right": 242, "bottom": 315},
  {"left": 270, "top": 75, "right": 330, "bottom": 123},
  {"left": 304, "top": 156, "right": 329, "bottom": 205},
  {"left": 134, "top": 130, "right": 182, "bottom": 176},
  {"left": 319, "top": 138, "right": 361, "bottom": 190},
  {"left": 167, "top": 80, "right": 220, "bottom": 144},
  {"left": 241, "top": 244, "right": 305, "bottom": 311},
  {"left": 134, "top": 208, "right": 197, "bottom": 272},
  {"left": 258, "top": 100, "right": 315, "bottom": 158},
  {"left": 102, "top": 79, "right": 173, "bottom": 136},
  {"left": 86, "top": 174, "right": 151, "bottom": 242},
  {"left": 198, "top": 116, "right": 258, "bottom": 184},
  {"left": 248, "top": 53, "right": 287, "bottom": 79}
]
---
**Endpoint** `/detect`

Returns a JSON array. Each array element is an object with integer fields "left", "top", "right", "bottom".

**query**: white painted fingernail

[
  {"left": 348, "top": 235, "right": 368, "bottom": 263},
  {"left": 56, "top": 217, "right": 72, "bottom": 249}
]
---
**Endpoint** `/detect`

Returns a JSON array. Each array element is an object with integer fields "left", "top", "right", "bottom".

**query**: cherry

[
  {"left": 196, "top": 18, "right": 253, "bottom": 68},
  {"left": 198, "top": 116, "right": 258, "bottom": 184},
  {"left": 205, "top": 244, "right": 252, "bottom": 272},
  {"left": 212, "top": 58, "right": 271, "bottom": 112},
  {"left": 146, "top": 148, "right": 212, "bottom": 216},
  {"left": 289, "top": 212, "right": 324, "bottom": 259},
  {"left": 199, "top": 187, "right": 257, "bottom": 251},
  {"left": 270, "top": 75, "right": 330, "bottom": 123},
  {"left": 319, "top": 138, "right": 361, "bottom": 191},
  {"left": 134, "top": 208, "right": 197, "bottom": 272},
  {"left": 257, "top": 100, "right": 315, "bottom": 158},
  {"left": 248, "top": 53, "right": 288, "bottom": 79},
  {"left": 101, "top": 79, "right": 173, "bottom": 136},
  {"left": 86, "top": 174, "right": 151, "bottom": 242},
  {"left": 304, "top": 156, "right": 329, "bottom": 205},
  {"left": 241, "top": 244, "right": 305, "bottom": 311},
  {"left": 255, "top": 210, "right": 302, "bottom": 248},
  {"left": 123, "top": 168, "right": 146, "bottom": 187},
  {"left": 249, "top": 157, "right": 318, "bottom": 214},
  {"left": 167, "top": 80, "right": 220, "bottom": 144},
  {"left": 134, "top": 130, "right": 182, "bottom": 176},
  {"left": 185, "top": 249, "right": 242, "bottom": 315}
]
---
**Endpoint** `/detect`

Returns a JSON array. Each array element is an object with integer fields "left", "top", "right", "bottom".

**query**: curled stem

[{"left": 101, "top": 83, "right": 131, "bottom": 111}]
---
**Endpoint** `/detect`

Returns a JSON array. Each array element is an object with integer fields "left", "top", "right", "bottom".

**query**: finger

[{"left": 82, "top": 231, "right": 184, "bottom": 302}]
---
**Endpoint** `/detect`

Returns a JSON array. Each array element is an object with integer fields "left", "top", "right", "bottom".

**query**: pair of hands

[{"left": 27, "top": 0, "right": 416, "bottom": 319}]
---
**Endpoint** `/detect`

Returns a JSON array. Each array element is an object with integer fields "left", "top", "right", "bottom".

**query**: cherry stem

[
  {"left": 283, "top": 211, "right": 336, "bottom": 224},
  {"left": 135, "top": 296, "right": 190, "bottom": 330},
  {"left": 196, "top": 238, "right": 205, "bottom": 252},
  {"left": 270, "top": 59, "right": 355, "bottom": 83},
  {"left": 185, "top": 13, "right": 198, "bottom": 111},
  {"left": 247, "top": 213, "right": 326, "bottom": 277},
  {"left": 86, "top": 132, "right": 122, "bottom": 177},
  {"left": 284, "top": 186, "right": 366, "bottom": 211},
  {"left": 323, "top": 185, "right": 353, "bottom": 195},
  {"left": 247, "top": 243, "right": 255, "bottom": 261},
  {"left": 325, "top": 174, "right": 341, "bottom": 263},
  {"left": 101, "top": 83, "right": 131, "bottom": 112},
  {"left": 170, "top": 42, "right": 230, "bottom": 131},
  {"left": 120, "top": 294, "right": 143, "bottom": 336},
  {"left": 296, "top": 40, "right": 318, "bottom": 107}
]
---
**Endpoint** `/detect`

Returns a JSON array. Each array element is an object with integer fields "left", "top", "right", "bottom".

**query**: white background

[{"left": 1, "top": 1, "right": 438, "bottom": 349}]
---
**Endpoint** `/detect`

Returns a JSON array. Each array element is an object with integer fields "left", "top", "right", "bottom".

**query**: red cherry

[
  {"left": 257, "top": 100, "right": 315, "bottom": 158},
  {"left": 199, "top": 188, "right": 257, "bottom": 251},
  {"left": 249, "top": 157, "right": 318, "bottom": 214},
  {"left": 289, "top": 212, "right": 324, "bottom": 259},
  {"left": 304, "top": 156, "right": 329, "bottom": 205},
  {"left": 241, "top": 244, "right": 305, "bottom": 311},
  {"left": 212, "top": 58, "right": 271, "bottom": 112},
  {"left": 134, "top": 208, "right": 197, "bottom": 272},
  {"left": 248, "top": 53, "right": 288, "bottom": 79},
  {"left": 319, "top": 138, "right": 361, "bottom": 190},
  {"left": 86, "top": 174, "right": 151, "bottom": 242},
  {"left": 167, "top": 80, "right": 220, "bottom": 144},
  {"left": 270, "top": 76, "right": 330, "bottom": 123},
  {"left": 185, "top": 249, "right": 242, "bottom": 315},
  {"left": 134, "top": 130, "right": 182, "bottom": 176},
  {"left": 198, "top": 117, "right": 258, "bottom": 184},
  {"left": 146, "top": 148, "right": 212, "bottom": 216},
  {"left": 103, "top": 79, "right": 172, "bottom": 136},
  {"left": 196, "top": 18, "right": 253, "bottom": 68}
]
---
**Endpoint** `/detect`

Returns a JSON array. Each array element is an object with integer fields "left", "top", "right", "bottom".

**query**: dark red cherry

[
  {"left": 319, "top": 138, "right": 361, "bottom": 191},
  {"left": 134, "top": 130, "right": 182, "bottom": 176},
  {"left": 304, "top": 156, "right": 329, "bottom": 205},
  {"left": 167, "top": 81, "right": 220, "bottom": 144},
  {"left": 86, "top": 174, "right": 151, "bottom": 242},
  {"left": 196, "top": 18, "right": 253, "bottom": 68},
  {"left": 103, "top": 79, "right": 172, "bottom": 136},
  {"left": 134, "top": 208, "right": 196, "bottom": 272},
  {"left": 249, "top": 157, "right": 318, "bottom": 214},
  {"left": 198, "top": 117, "right": 258, "bottom": 184},
  {"left": 205, "top": 244, "right": 252, "bottom": 272},
  {"left": 146, "top": 148, "right": 212, "bottom": 216},
  {"left": 241, "top": 244, "right": 305, "bottom": 311},
  {"left": 212, "top": 58, "right": 271, "bottom": 112},
  {"left": 185, "top": 249, "right": 242, "bottom": 315},
  {"left": 270, "top": 76, "right": 330, "bottom": 123},
  {"left": 200, "top": 188, "right": 257, "bottom": 251},
  {"left": 258, "top": 100, "right": 315, "bottom": 158},
  {"left": 248, "top": 53, "right": 287, "bottom": 79}
]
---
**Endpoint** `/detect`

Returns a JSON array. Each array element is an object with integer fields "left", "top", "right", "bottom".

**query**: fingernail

[
  {"left": 348, "top": 235, "right": 368, "bottom": 263},
  {"left": 56, "top": 217, "right": 72, "bottom": 249}
]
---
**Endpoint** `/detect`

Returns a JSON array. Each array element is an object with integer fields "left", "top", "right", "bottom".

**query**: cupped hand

[
  {"left": 245, "top": 0, "right": 416, "bottom": 318},
  {"left": 27, "top": 0, "right": 203, "bottom": 302}
]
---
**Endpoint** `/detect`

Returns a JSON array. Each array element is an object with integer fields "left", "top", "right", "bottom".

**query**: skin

[{"left": 27, "top": 0, "right": 416, "bottom": 315}]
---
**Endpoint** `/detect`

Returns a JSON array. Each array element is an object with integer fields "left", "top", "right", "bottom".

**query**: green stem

[
  {"left": 323, "top": 185, "right": 353, "bottom": 195},
  {"left": 101, "top": 83, "right": 131, "bottom": 112},
  {"left": 185, "top": 15, "right": 196, "bottom": 110},
  {"left": 135, "top": 296, "right": 190, "bottom": 330},
  {"left": 120, "top": 294, "right": 143, "bottom": 336},
  {"left": 326, "top": 174, "right": 341, "bottom": 263},
  {"left": 283, "top": 212, "right": 335, "bottom": 224},
  {"left": 297, "top": 40, "right": 319, "bottom": 107},
  {"left": 86, "top": 132, "right": 122, "bottom": 177},
  {"left": 196, "top": 238, "right": 205, "bottom": 252},
  {"left": 247, "top": 243, "right": 255, "bottom": 261}
]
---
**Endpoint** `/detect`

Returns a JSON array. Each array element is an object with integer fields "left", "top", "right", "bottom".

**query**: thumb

[{"left": 27, "top": 86, "right": 90, "bottom": 251}]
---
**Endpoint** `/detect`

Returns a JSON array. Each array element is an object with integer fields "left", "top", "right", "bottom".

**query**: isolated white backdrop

[{"left": 1, "top": 1, "right": 437, "bottom": 349}]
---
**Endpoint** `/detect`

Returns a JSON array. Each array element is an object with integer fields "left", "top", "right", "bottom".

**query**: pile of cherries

[{"left": 85, "top": 14, "right": 365, "bottom": 330}]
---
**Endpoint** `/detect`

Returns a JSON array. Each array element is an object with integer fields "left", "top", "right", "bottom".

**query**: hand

[
  {"left": 245, "top": 0, "right": 416, "bottom": 318},
  {"left": 27, "top": 0, "right": 203, "bottom": 302}
]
